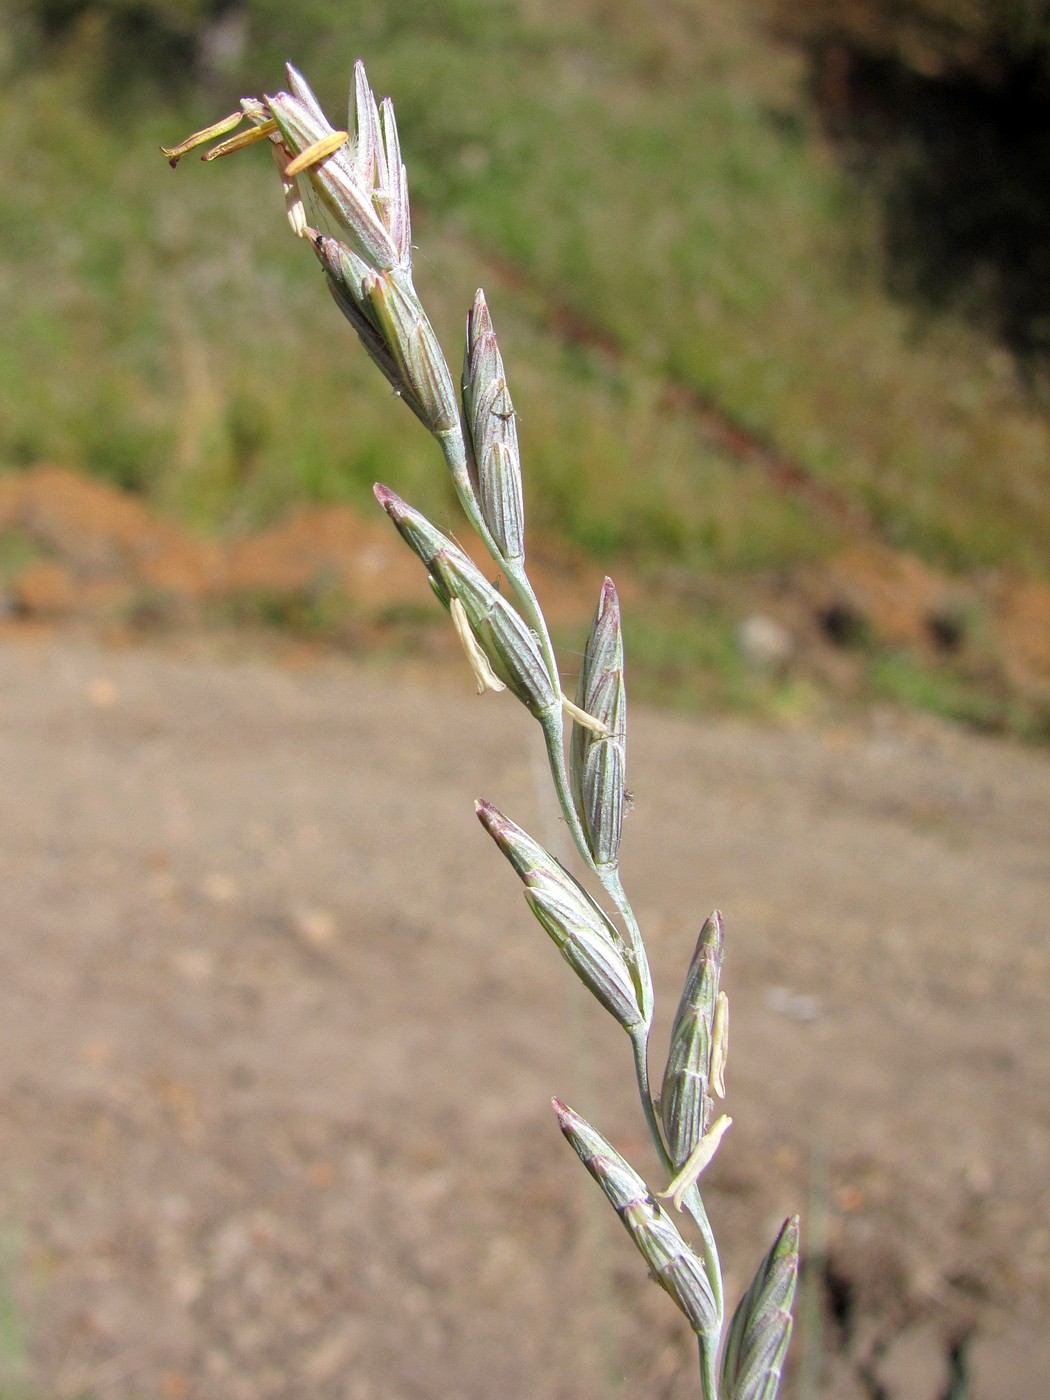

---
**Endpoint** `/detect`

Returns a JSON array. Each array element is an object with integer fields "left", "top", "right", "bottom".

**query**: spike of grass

[{"left": 159, "top": 43, "right": 801, "bottom": 1397}]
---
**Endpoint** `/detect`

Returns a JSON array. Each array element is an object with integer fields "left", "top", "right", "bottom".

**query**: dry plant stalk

[{"left": 165, "top": 56, "right": 798, "bottom": 1400}]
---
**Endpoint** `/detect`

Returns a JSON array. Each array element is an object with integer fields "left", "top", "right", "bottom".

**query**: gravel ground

[{"left": 1, "top": 632, "right": 1048, "bottom": 1399}]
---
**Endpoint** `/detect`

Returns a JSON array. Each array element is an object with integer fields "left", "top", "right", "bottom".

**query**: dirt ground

[
  {"left": 0, "top": 627, "right": 1049, "bottom": 1400},
  {"left": 6, "top": 464, "right": 1050, "bottom": 711}
]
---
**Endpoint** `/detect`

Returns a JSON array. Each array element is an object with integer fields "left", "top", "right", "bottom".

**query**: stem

[
  {"left": 438, "top": 410, "right": 728, "bottom": 1388},
  {"left": 539, "top": 708, "right": 599, "bottom": 872},
  {"left": 698, "top": 1333, "right": 720, "bottom": 1400},
  {"left": 682, "top": 1183, "right": 724, "bottom": 1323},
  {"left": 438, "top": 428, "right": 562, "bottom": 703},
  {"left": 436, "top": 428, "right": 482, "bottom": 535},
  {"left": 631, "top": 1029, "right": 671, "bottom": 1176},
  {"left": 601, "top": 866, "right": 654, "bottom": 1029},
  {"left": 504, "top": 558, "right": 560, "bottom": 694},
  {"left": 438, "top": 432, "right": 584, "bottom": 863}
]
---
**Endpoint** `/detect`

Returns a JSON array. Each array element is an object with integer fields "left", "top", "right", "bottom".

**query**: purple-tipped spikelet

[
  {"left": 553, "top": 1099, "right": 719, "bottom": 1335},
  {"left": 477, "top": 802, "right": 645, "bottom": 1031},
  {"left": 373, "top": 486, "right": 556, "bottom": 717},
  {"left": 462, "top": 290, "right": 524, "bottom": 562},
  {"left": 661, "top": 912, "right": 726, "bottom": 1170}
]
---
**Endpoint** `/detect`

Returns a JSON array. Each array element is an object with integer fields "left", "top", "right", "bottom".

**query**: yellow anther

[
  {"left": 160, "top": 111, "right": 244, "bottom": 168},
  {"left": 284, "top": 131, "right": 350, "bottom": 179},
  {"left": 203, "top": 119, "right": 279, "bottom": 162}
]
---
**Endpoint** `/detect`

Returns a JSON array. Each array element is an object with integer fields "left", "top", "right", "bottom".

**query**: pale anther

[
  {"left": 451, "top": 598, "right": 506, "bottom": 695},
  {"left": 710, "top": 991, "right": 729, "bottom": 1098},
  {"left": 561, "top": 694, "right": 609, "bottom": 736},
  {"left": 274, "top": 142, "right": 308, "bottom": 237},
  {"left": 656, "top": 1115, "right": 733, "bottom": 1212}
]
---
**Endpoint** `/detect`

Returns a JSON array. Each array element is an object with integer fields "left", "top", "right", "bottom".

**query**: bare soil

[
  {"left": 1, "top": 625, "right": 1048, "bottom": 1400},
  {"left": 4, "top": 465, "right": 1050, "bottom": 709}
]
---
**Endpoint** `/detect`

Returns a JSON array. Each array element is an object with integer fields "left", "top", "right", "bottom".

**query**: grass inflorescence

[{"left": 159, "top": 45, "right": 805, "bottom": 1398}]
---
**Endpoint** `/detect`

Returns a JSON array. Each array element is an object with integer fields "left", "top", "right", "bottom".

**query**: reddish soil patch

[
  {"left": 996, "top": 575, "right": 1050, "bottom": 685},
  {"left": 223, "top": 505, "right": 423, "bottom": 610},
  {"left": 0, "top": 466, "right": 602, "bottom": 636},
  {"left": 2, "top": 465, "right": 1049, "bottom": 720},
  {"left": 0, "top": 465, "right": 221, "bottom": 608},
  {"left": 803, "top": 543, "right": 948, "bottom": 649}
]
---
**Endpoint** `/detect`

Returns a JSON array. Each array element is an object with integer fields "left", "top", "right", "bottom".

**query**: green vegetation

[
  {"left": 869, "top": 649, "right": 1050, "bottom": 739},
  {"left": 611, "top": 605, "right": 817, "bottom": 721},
  {"left": 3, "top": 0, "right": 1050, "bottom": 731},
  {"left": 206, "top": 579, "right": 358, "bottom": 637},
  {"left": 0, "top": 531, "right": 46, "bottom": 587},
  {"left": 0, "top": 1230, "right": 27, "bottom": 1400}
]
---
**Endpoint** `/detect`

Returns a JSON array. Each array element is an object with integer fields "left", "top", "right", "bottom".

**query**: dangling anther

[
  {"left": 655, "top": 1115, "right": 733, "bottom": 1212},
  {"left": 203, "top": 119, "right": 279, "bottom": 161},
  {"left": 561, "top": 694, "right": 609, "bottom": 736},
  {"left": 284, "top": 131, "right": 350, "bottom": 179},
  {"left": 451, "top": 598, "right": 506, "bottom": 695},
  {"left": 161, "top": 112, "right": 244, "bottom": 168}
]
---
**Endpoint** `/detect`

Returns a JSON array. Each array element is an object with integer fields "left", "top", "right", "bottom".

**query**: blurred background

[
  {"left": 2, "top": 4, "right": 1050, "bottom": 1400},
  {"left": 4, "top": 0, "right": 1050, "bottom": 727}
]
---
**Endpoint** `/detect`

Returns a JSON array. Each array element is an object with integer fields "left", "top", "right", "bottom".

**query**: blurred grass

[
  {"left": 0, "top": 20, "right": 837, "bottom": 574},
  {"left": 369, "top": 0, "right": 1050, "bottom": 575},
  {"left": 2, "top": 0, "right": 1050, "bottom": 732},
  {"left": 3, "top": 1, "right": 1049, "bottom": 570},
  {"left": 617, "top": 604, "right": 821, "bottom": 721},
  {"left": 867, "top": 648, "right": 1050, "bottom": 739},
  {"left": 0, "top": 1230, "right": 27, "bottom": 1400},
  {"left": 0, "top": 65, "right": 449, "bottom": 533}
]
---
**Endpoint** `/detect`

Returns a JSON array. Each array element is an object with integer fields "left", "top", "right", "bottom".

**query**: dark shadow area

[
  {"left": 796, "top": 31, "right": 1050, "bottom": 372},
  {"left": 9, "top": 0, "right": 248, "bottom": 96}
]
